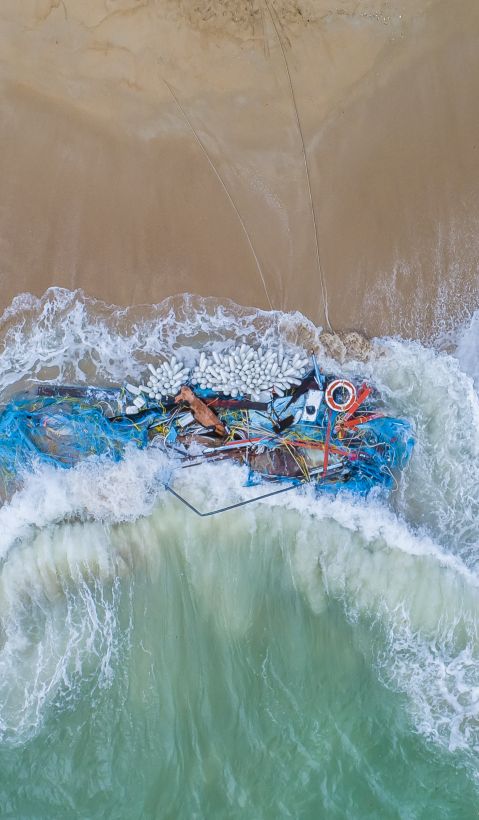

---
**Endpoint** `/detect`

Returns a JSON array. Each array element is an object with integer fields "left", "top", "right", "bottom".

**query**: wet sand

[{"left": 0, "top": 0, "right": 478, "bottom": 338}]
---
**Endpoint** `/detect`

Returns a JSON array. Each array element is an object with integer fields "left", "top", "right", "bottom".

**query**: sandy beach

[{"left": 0, "top": 0, "right": 478, "bottom": 338}]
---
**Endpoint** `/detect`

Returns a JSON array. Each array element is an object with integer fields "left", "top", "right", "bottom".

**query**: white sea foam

[
  {"left": 454, "top": 309, "right": 479, "bottom": 389},
  {"left": 0, "top": 288, "right": 320, "bottom": 397}
]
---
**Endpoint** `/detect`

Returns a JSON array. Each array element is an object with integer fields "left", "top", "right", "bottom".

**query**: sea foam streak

[{"left": 0, "top": 288, "right": 478, "bottom": 770}]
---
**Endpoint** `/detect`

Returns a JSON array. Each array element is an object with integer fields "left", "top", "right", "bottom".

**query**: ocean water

[{"left": 0, "top": 289, "right": 478, "bottom": 818}]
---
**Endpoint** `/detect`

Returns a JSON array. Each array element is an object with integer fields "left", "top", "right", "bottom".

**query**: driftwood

[{"left": 174, "top": 386, "right": 226, "bottom": 436}]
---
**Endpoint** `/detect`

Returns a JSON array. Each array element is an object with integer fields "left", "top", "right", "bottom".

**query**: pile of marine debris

[
  {"left": 0, "top": 344, "right": 413, "bottom": 507},
  {"left": 121, "top": 345, "right": 414, "bottom": 495}
]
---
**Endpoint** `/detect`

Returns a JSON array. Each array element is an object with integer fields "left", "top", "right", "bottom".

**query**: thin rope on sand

[
  {"left": 264, "top": 0, "right": 333, "bottom": 331},
  {"left": 163, "top": 79, "right": 274, "bottom": 311}
]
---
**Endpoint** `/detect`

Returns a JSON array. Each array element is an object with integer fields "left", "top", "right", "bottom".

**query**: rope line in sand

[
  {"left": 263, "top": 0, "right": 333, "bottom": 331},
  {"left": 163, "top": 79, "right": 274, "bottom": 311}
]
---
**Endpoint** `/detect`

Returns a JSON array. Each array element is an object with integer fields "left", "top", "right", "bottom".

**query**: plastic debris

[
  {"left": 190, "top": 345, "right": 309, "bottom": 400},
  {"left": 0, "top": 345, "right": 414, "bottom": 505},
  {"left": 143, "top": 356, "right": 190, "bottom": 400}
]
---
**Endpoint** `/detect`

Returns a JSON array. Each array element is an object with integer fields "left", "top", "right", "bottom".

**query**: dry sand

[{"left": 0, "top": 0, "right": 478, "bottom": 338}]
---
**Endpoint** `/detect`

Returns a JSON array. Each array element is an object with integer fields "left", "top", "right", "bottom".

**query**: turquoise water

[
  {"left": 0, "top": 511, "right": 477, "bottom": 819},
  {"left": 0, "top": 291, "right": 478, "bottom": 818}
]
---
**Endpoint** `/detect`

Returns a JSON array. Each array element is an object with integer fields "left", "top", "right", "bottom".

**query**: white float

[{"left": 124, "top": 345, "right": 311, "bottom": 405}]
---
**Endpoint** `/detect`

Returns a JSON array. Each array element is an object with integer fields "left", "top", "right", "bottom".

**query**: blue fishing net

[
  {"left": 0, "top": 383, "right": 414, "bottom": 502},
  {"left": 0, "top": 391, "right": 159, "bottom": 498}
]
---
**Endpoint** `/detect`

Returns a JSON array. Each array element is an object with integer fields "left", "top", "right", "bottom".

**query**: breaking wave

[{"left": 0, "top": 288, "right": 479, "bottom": 797}]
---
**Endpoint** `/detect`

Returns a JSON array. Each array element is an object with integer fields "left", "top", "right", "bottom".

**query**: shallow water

[{"left": 0, "top": 290, "right": 478, "bottom": 817}]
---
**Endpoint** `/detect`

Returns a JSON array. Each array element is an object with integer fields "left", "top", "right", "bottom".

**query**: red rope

[{"left": 323, "top": 410, "right": 332, "bottom": 475}]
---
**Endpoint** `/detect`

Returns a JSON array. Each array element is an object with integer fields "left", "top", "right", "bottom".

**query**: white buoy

[{"left": 126, "top": 383, "right": 140, "bottom": 396}]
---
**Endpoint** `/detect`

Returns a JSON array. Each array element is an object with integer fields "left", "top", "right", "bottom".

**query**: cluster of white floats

[
  {"left": 124, "top": 345, "right": 310, "bottom": 414},
  {"left": 190, "top": 346, "right": 310, "bottom": 399}
]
